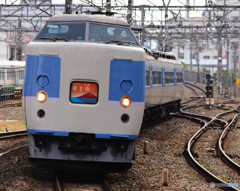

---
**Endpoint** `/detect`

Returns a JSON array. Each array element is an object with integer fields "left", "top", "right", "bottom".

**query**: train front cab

[{"left": 22, "top": 15, "right": 146, "bottom": 172}]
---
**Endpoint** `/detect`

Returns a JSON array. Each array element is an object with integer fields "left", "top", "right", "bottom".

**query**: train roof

[
  {"left": 47, "top": 14, "right": 129, "bottom": 27},
  {"left": 0, "top": 60, "right": 25, "bottom": 68}
]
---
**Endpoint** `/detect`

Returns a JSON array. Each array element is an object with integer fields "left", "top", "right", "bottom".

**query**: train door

[
  {"left": 162, "top": 64, "right": 174, "bottom": 104},
  {"left": 172, "top": 67, "right": 177, "bottom": 101},
  {"left": 145, "top": 60, "right": 151, "bottom": 107},
  {"left": 160, "top": 64, "right": 165, "bottom": 104},
  {"left": 151, "top": 60, "right": 163, "bottom": 106},
  {"left": 173, "top": 66, "right": 184, "bottom": 101},
  {"left": 148, "top": 63, "right": 153, "bottom": 106},
  {"left": 161, "top": 64, "right": 166, "bottom": 104}
]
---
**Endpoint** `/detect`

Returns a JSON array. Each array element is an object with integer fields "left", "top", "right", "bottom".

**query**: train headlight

[
  {"left": 120, "top": 96, "right": 131, "bottom": 108},
  {"left": 36, "top": 91, "right": 48, "bottom": 103}
]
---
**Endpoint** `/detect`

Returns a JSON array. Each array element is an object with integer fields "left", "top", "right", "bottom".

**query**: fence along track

[{"left": 175, "top": 104, "right": 240, "bottom": 190}]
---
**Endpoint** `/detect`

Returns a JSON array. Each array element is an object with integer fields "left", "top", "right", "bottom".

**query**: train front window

[
  {"left": 89, "top": 23, "right": 138, "bottom": 45},
  {"left": 35, "top": 23, "right": 86, "bottom": 41}
]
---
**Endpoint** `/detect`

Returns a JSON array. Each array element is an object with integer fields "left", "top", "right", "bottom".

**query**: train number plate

[{"left": 70, "top": 81, "right": 98, "bottom": 104}]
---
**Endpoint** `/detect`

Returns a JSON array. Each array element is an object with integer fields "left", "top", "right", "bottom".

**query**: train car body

[
  {"left": 0, "top": 60, "right": 25, "bottom": 88},
  {"left": 23, "top": 14, "right": 184, "bottom": 172}
]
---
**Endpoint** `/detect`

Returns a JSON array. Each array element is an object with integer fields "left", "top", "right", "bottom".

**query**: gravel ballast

[{"left": 0, "top": 87, "right": 239, "bottom": 190}]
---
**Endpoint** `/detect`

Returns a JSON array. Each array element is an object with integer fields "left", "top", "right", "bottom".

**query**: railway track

[
  {"left": 0, "top": 102, "right": 22, "bottom": 108},
  {"left": 174, "top": 103, "right": 240, "bottom": 191},
  {"left": 0, "top": 130, "right": 27, "bottom": 141},
  {"left": 54, "top": 172, "right": 114, "bottom": 191},
  {"left": 182, "top": 83, "right": 206, "bottom": 106},
  {"left": 217, "top": 111, "right": 240, "bottom": 174}
]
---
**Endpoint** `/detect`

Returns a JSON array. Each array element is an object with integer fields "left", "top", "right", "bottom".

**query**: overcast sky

[
  {"left": 0, "top": 0, "right": 206, "bottom": 22},
  {"left": 50, "top": 0, "right": 206, "bottom": 20}
]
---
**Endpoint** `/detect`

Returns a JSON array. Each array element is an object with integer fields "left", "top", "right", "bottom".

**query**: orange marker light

[
  {"left": 120, "top": 96, "right": 131, "bottom": 108},
  {"left": 36, "top": 91, "right": 48, "bottom": 103}
]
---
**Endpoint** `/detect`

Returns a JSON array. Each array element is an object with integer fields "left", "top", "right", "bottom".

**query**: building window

[
  {"left": 203, "top": 44, "right": 209, "bottom": 49},
  {"left": 214, "top": 56, "right": 218, "bottom": 59},
  {"left": 232, "top": 17, "right": 238, "bottom": 23},
  {"left": 203, "top": 56, "right": 210, "bottom": 59},
  {"left": 179, "top": 53, "right": 184, "bottom": 59}
]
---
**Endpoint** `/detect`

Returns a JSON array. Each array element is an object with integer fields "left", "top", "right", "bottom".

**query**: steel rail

[
  {"left": 102, "top": 176, "right": 114, "bottom": 191},
  {"left": 217, "top": 104, "right": 240, "bottom": 174},
  {"left": 177, "top": 104, "right": 240, "bottom": 190},
  {"left": 184, "top": 84, "right": 198, "bottom": 97},
  {"left": 0, "top": 130, "right": 27, "bottom": 141},
  {"left": 55, "top": 172, "right": 63, "bottom": 191},
  {"left": 184, "top": 82, "right": 206, "bottom": 95},
  {"left": 182, "top": 83, "right": 206, "bottom": 107},
  {"left": 0, "top": 102, "right": 22, "bottom": 108}
]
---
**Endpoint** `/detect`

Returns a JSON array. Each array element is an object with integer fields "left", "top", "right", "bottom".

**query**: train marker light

[
  {"left": 36, "top": 91, "right": 48, "bottom": 103},
  {"left": 120, "top": 96, "right": 131, "bottom": 108}
]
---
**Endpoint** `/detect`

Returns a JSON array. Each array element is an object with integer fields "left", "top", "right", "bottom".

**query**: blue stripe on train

[
  {"left": 24, "top": 55, "right": 61, "bottom": 98},
  {"left": 109, "top": 60, "right": 145, "bottom": 103},
  {"left": 27, "top": 129, "right": 138, "bottom": 140}
]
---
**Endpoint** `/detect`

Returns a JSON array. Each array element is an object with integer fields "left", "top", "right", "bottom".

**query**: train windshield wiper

[
  {"left": 39, "top": 37, "right": 56, "bottom": 42},
  {"left": 52, "top": 37, "right": 68, "bottom": 42},
  {"left": 106, "top": 40, "right": 135, "bottom": 45},
  {"left": 118, "top": 41, "right": 135, "bottom": 45},
  {"left": 106, "top": 39, "right": 122, "bottom": 44}
]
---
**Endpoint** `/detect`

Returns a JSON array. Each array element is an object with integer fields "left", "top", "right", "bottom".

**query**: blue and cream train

[{"left": 22, "top": 14, "right": 184, "bottom": 172}]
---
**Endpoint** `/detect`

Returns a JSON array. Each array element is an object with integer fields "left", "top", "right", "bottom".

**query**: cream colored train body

[{"left": 23, "top": 14, "right": 184, "bottom": 172}]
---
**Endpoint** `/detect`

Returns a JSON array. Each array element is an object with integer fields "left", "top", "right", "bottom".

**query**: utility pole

[
  {"left": 65, "top": 0, "right": 72, "bottom": 14},
  {"left": 106, "top": 0, "right": 111, "bottom": 16},
  {"left": 225, "top": 38, "right": 229, "bottom": 95},
  {"left": 217, "top": 31, "right": 222, "bottom": 96},
  {"left": 231, "top": 40, "right": 238, "bottom": 98},
  {"left": 184, "top": 0, "right": 190, "bottom": 60},
  {"left": 127, "top": 0, "right": 133, "bottom": 25},
  {"left": 197, "top": 51, "right": 200, "bottom": 83},
  {"left": 140, "top": 6, "right": 145, "bottom": 46},
  {"left": 162, "top": 0, "right": 171, "bottom": 51},
  {"left": 234, "top": 47, "right": 237, "bottom": 98},
  {"left": 17, "top": 16, "right": 22, "bottom": 61},
  {"left": 190, "top": 41, "right": 193, "bottom": 71},
  {"left": 17, "top": 1, "right": 23, "bottom": 61}
]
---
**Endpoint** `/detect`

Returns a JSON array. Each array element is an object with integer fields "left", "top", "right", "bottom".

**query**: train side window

[
  {"left": 19, "top": 70, "right": 25, "bottom": 80},
  {"left": 0, "top": 70, "right": 4, "bottom": 80},
  {"left": 159, "top": 72, "right": 162, "bottom": 84},
  {"left": 165, "top": 72, "right": 174, "bottom": 84},
  {"left": 153, "top": 72, "right": 159, "bottom": 85},
  {"left": 177, "top": 72, "right": 182, "bottom": 83},
  {"left": 153, "top": 72, "right": 162, "bottom": 85},
  {"left": 7, "top": 69, "right": 13, "bottom": 80},
  {"left": 146, "top": 71, "right": 150, "bottom": 86}
]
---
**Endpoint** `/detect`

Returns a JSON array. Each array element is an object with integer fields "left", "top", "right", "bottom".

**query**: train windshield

[
  {"left": 89, "top": 24, "right": 138, "bottom": 45},
  {"left": 35, "top": 23, "right": 86, "bottom": 41}
]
